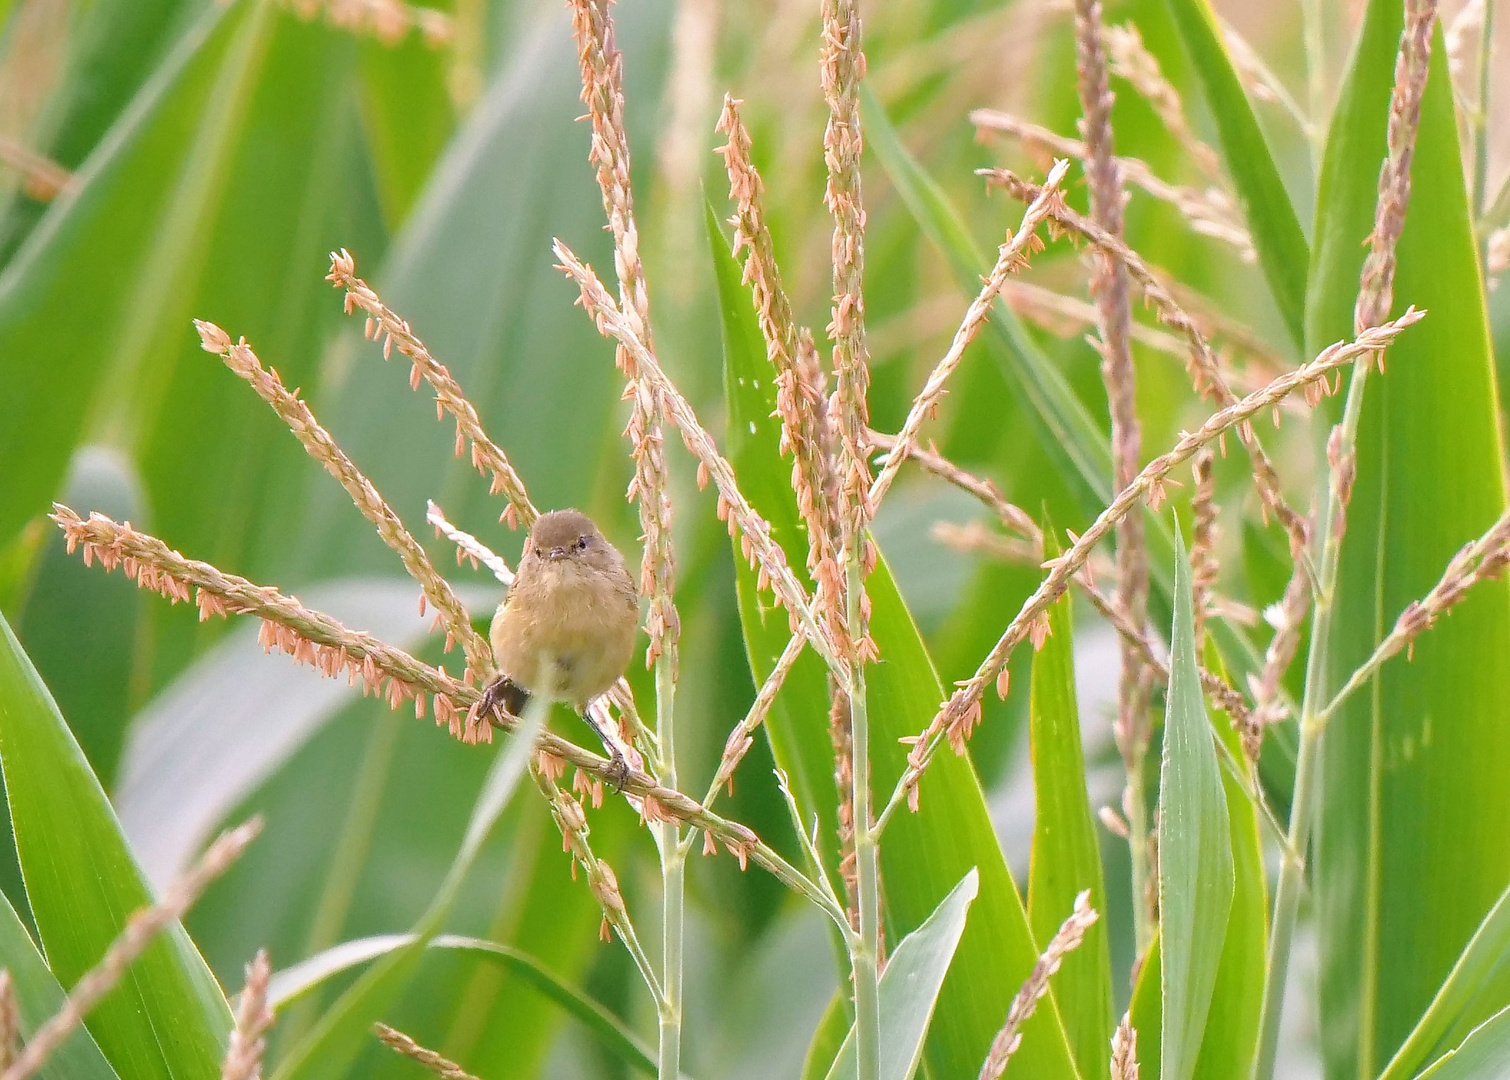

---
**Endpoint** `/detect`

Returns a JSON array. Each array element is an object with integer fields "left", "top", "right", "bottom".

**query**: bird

[{"left": 479, "top": 509, "right": 640, "bottom": 784}]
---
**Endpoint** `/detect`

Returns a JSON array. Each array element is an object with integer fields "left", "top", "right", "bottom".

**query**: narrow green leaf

[
  {"left": 1027, "top": 525, "right": 1113, "bottom": 1080},
  {"left": 266, "top": 933, "right": 660, "bottom": 1077},
  {"left": 0, "top": 613, "right": 231, "bottom": 1080},
  {"left": 1414, "top": 1006, "right": 1510, "bottom": 1080},
  {"left": 1191, "top": 643, "right": 1266, "bottom": 1079},
  {"left": 1307, "top": 6, "right": 1510, "bottom": 1075},
  {"left": 1380, "top": 882, "right": 1510, "bottom": 1080},
  {"left": 711, "top": 207, "right": 1080, "bottom": 1078},
  {"left": 826, "top": 869, "right": 980, "bottom": 1080},
  {"left": 271, "top": 690, "right": 551, "bottom": 1080},
  {"left": 0, "top": 884, "right": 120, "bottom": 1080},
  {"left": 1158, "top": 0, "right": 1309, "bottom": 345},
  {"left": 1157, "top": 531, "right": 1233, "bottom": 1080},
  {"left": 1129, "top": 937, "right": 1163, "bottom": 1080}
]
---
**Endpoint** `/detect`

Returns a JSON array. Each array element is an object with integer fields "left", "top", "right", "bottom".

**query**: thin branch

[
  {"left": 193, "top": 320, "right": 493, "bottom": 680},
  {"left": 971, "top": 110, "right": 1254, "bottom": 258},
  {"left": 328, "top": 251, "right": 539, "bottom": 530},
  {"left": 47, "top": 505, "right": 838, "bottom": 913},
  {"left": 977, "top": 890, "right": 1099, "bottom": 1079},
  {"left": 882, "top": 310, "right": 1424, "bottom": 820},
  {"left": 221, "top": 950, "right": 273, "bottom": 1080},
  {"left": 1321, "top": 507, "right": 1510, "bottom": 724},
  {"left": 1, "top": 820, "right": 264, "bottom": 1080},
  {"left": 868, "top": 159, "right": 1069, "bottom": 507},
  {"left": 426, "top": 501, "right": 513, "bottom": 584},
  {"left": 373, "top": 1024, "right": 482, "bottom": 1080},
  {"left": 1073, "top": 0, "right": 1156, "bottom": 953}
]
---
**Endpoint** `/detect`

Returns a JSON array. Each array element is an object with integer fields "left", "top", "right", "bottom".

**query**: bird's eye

[{"left": 576, "top": 535, "right": 589, "bottom": 551}]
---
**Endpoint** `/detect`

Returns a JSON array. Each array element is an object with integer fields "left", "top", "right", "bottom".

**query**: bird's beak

[{"left": 548, "top": 546, "right": 569, "bottom": 560}]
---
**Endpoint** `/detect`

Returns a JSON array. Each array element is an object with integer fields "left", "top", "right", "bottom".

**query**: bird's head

[{"left": 526, "top": 508, "right": 606, "bottom": 564}]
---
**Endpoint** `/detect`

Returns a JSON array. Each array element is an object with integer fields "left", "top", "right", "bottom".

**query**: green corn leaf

[
  {"left": 1380, "top": 882, "right": 1510, "bottom": 1080},
  {"left": 1413, "top": 1006, "right": 1510, "bottom": 1080},
  {"left": 0, "top": 883, "right": 120, "bottom": 1080},
  {"left": 0, "top": 613, "right": 232, "bottom": 1080},
  {"left": 1157, "top": 530, "right": 1233, "bottom": 1080},
  {"left": 1306, "top": 5, "right": 1510, "bottom": 1075},
  {"left": 1158, "top": 0, "right": 1309, "bottom": 346},
  {"left": 267, "top": 933, "right": 660, "bottom": 1077},
  {"left": 1027, "top": 524, "right": 1113, "bottom": 1080}
]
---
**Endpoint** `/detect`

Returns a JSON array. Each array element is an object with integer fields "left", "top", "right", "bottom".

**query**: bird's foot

[
  {"left": 479, "top": 675, "right": 530, "bottom": 724},
  {"left": 603, "top": 749, "right": 631, "bottom": 792}
]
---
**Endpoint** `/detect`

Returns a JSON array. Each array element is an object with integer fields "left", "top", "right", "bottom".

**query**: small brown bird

[{"left": 480, "top": 509, "right": 639, "bottom": 781}]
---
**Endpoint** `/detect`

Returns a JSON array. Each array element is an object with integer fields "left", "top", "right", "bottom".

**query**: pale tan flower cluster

[
  {"left": 977, "top": 890, "right": 1099, "bottom": 1079},
  {"left": 374, "top": 1023, "right": 481, "bottom": 1080},
  {"left": 192, "top": 319, "right": 494, "bottom": 681},
  {"left": 715, "top": 97, "right": 844, "bottom": 643},
  {"left": 284, "top": 0, "right": 452, "bottom": 47},
  {"left": 221, "top": 951, "right": 273, "bottom": 1080},
  {"left": 891, "top": 310, "right": 1423, "bottom": 813},
  {"left": 1109, "top": 1015, "right": 1140, "bottom": 1080},
  {"left": 971, "top": 110, "right": 1254, "bottom": 259},
  {"left": 567, "top": 0, "right": 680, "bottom": 678},
  {"left": 328, "top": 251, "right": 539, "bottom": 530}
]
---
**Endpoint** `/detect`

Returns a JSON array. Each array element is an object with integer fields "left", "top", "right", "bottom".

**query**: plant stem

[
  {"left": 1126, "top": 743, "right": 1154, "bottom": 956},
  {"left": 1253, "top": 364, "right": 1369, "bottom": 1080},
  {"left": 848, "top": 558, "right": 881, "bottom": 1080},
  {"left": 656, "top": 660, "right": 684, "bottom": 1080}
]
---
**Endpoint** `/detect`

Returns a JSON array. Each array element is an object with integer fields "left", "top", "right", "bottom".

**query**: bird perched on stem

[{"left": 480, "top": 509, "right": 640, "bottom": 783}]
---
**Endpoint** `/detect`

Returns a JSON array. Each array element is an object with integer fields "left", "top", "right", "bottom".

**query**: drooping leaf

[
  {"left": 1157, "top": 530, "right": 1233, "bottom": 1080},
  {"left": 267, "top": 933, "right": 659, "bottom": 1076},
  {"left": 1307, "top": 6, "right": 1510, "bottom": 1076},
  {"left": 271, "top": 689, "right": 552, "bottom": 1080}
]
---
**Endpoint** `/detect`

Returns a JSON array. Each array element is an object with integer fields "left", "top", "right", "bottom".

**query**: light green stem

[
  {"left": 1253, "top": 363, "right": 1370, "bottom": 1080},
  {"left": 656, "top": 657, "right": 684, "bottom": 1080},
  {"left": 1473, "top": 0, "right": 1496, "bottom": 222},
  {"left": 848, "top": 558, "right": 881, "bottom": 1080}
]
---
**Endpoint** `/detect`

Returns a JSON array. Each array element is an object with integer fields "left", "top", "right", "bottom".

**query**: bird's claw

[{"left": 603, "top": 751, "right": 631, "bottom": 792}]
